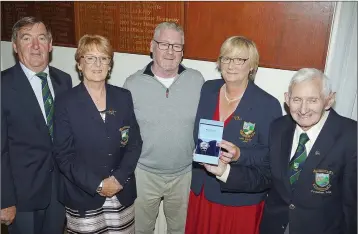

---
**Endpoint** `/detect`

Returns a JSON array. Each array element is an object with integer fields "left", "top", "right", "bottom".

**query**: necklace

[{"left": 224, "top": 84, "right": 245, "bottom": 104}]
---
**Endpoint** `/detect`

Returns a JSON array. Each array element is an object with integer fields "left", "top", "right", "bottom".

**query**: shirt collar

[
  {"left": 295, "top": 110, "right": 330, "bottom": 143},
  {"left": 20, "top": 62, "right": 50, "bottom": 81}
]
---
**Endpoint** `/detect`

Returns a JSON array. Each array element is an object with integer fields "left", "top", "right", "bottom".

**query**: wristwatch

[{"left": 96, "top": 181, "right": 103, "bottom": 193}]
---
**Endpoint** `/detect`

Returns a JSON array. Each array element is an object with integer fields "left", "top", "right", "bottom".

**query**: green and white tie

[
  {"left": 36, "top": 72, "right": 54, "bottom": 139},
  {"left": 289, "top": 133, "right": 309, "bottom": 185}
]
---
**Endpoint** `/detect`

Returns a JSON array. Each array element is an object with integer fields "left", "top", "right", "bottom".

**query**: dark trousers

[{"left": 8, "top": 172, "right": 65, "bottom": 234}]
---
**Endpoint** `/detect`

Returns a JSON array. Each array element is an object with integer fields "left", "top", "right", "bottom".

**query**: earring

[{"left": 79, "top": 71, "right": 83, "bottom": 77}]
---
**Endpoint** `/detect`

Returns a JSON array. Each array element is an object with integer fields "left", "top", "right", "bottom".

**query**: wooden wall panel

[
  {"left": 1, "top": 2, "right": 76, "bottom": 47},
  {"left": 74, "top": 1, "right": 184, "bottom": 54},
  {"left": 1, "top": 1, "right": 334, "bottom": 70},
  {"left": 184, "top": 2, "right": 334, "bottom": 70}
]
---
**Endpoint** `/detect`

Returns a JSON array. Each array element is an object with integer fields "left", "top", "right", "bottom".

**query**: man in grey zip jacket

[{"left": 123, "top": 22, "right": 204, "bottom": 234}]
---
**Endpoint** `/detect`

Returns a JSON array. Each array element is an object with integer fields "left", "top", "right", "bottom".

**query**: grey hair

[
  {"left": 153, "top": 22, "right": 184, "bottom": 44},
  {"left": 288, "top": 68, "right": 332, "bottom": 97},
  {"left": 12, "top": 16, "right": 52, "bottom": 42}
]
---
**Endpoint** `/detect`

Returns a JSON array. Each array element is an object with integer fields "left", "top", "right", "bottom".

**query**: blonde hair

[
  {"left": 75, "top": 34, "right": 114, "bottom": 66},
  {"left": 217, "top": 36, "right": 259, "bottom": 81}
]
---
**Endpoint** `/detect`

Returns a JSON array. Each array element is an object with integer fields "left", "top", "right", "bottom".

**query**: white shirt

[
  {"left": 155, "top": 75, "right": 175, "bottom": 88},
  {"left": 289, "top": 110, "right": 330, "bottom": 159},
  {"left": 20, "top": 63, "right": 55, "bottom": 124}
]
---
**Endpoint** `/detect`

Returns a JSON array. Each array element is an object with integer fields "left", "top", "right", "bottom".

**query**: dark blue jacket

[
  {"left": 221, "top": 110, "right": 357, "bottom": 234},
  {"left": 191, "top": 79, "right": 282, "bottom": 206},
  {"left": 1, "top": 63, "right": 72, "bottom": 211},
  {"left": 53, "top": 83, "right": 142, "bottom": 212}
]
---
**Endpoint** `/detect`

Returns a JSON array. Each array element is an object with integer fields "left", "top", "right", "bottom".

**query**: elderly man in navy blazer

[
  {"left": 205, "top": 68, "right": 357, "bottom": 234},
  {"left": 1, "top": 17, "right": 72, "bottom": 234}
]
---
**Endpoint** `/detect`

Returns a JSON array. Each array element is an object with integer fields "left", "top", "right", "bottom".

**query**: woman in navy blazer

[
  {"left": 53, "top": 35, "right": 142, "bottom": 234},
  {"left": 185, "top": 36, "right": 282, "bottom": 234}
]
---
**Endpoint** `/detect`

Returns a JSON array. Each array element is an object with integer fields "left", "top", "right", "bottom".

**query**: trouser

[{"left": 134, "top": 167, "right": 191, "bottom": 234}]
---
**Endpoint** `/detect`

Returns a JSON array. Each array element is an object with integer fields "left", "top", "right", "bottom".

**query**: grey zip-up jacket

[{"left": 123, "top": 62, "right": 205, "bottom": 176}]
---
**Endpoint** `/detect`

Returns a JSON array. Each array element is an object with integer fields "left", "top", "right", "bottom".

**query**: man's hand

[
  {"left": 203, "top": 159, "right": 228, "bottom": 177},
  {"left": 218, "top": 140, "right": 241, "bottom": 163},
  {"left": 99, "top": 176, "right": 123, "bottom": 197},
  {"left": 1, "top": 206, "right": 16, "bottom": 225}
]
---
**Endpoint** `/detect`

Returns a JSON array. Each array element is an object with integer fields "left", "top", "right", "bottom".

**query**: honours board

[{"left": 1, "top": 1, "right": 334, "bottom": 70}]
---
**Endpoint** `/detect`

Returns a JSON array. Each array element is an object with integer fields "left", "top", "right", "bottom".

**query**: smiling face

[
  {"left": 220, "top": 48, "right": 253, "bottom": 84},
  {"left": 77, "top": 47, "right": 111, "bottom": 84},
  {"left": 285, "top": 78, "right": 335, "bottom": 131},
  {"left": 150, "top": 28, "right": 183, "bottom": 76},
  {"left": 13, "top": 23, "right": 52, "bottom": 73}
]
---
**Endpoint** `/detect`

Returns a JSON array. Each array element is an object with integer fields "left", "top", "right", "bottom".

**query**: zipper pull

[{"left": 166, "top": 88, "right": 169, "bottom": 98}]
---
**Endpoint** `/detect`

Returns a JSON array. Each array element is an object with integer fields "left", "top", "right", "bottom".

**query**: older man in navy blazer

[
  {"left": 206, "top": 68, "right": 357, "bottom": 234},
  {"left": 1, "top": 17, "right": 72, "bottom": 234}
]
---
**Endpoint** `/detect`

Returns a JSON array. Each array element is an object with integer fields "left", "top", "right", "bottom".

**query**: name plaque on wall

[
  {"left": 74, "top": 1, "right": 184, "bottom": 54},
  {"left": 1, "top": 2, "right": 76, "bottom": 47},
  {"left": 1, "top": 1, "right": 334, "bottom": 70}
]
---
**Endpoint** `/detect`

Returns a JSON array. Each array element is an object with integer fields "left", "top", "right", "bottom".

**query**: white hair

[
  {"left": 153, "top": 22, "right": 184, "bottom": 44},
  {"left": 288, "top": 68, "right": 332, "bottom": 97}
]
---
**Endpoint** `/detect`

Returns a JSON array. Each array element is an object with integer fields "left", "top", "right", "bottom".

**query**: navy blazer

[
  {"left": 221, "top": 110, "right": 357, "bottom": 234},
  {"left": 191, "top": 79, "right": 282, "bottom": 206},
  {"left": 1, "top": 62, "right": 72, "bottom": 211},
  {"left": 53, "top": 83, "right": 142, "bottom": 212}
]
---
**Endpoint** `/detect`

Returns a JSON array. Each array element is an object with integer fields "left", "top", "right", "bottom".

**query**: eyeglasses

[
  {"left": 220, "top": 56, "right": 249, "bottom": 65},
  {"left": 81, "top": 55, "right": 112, "bottom": 65},
  {"left": 153, "top": 40, "right": 184, "bottom": 52}
]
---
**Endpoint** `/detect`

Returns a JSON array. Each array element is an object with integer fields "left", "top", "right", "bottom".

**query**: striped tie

[
  {"left": 289, "top": 133, "right": 309, "bottom": 185},
  {"left": 36, "top": 72, "right": 54, "bottom": 139}
]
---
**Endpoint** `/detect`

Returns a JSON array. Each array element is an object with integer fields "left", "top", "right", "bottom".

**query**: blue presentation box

[{"left": 193, "top": 119, "right": 224, "bottom": 165}]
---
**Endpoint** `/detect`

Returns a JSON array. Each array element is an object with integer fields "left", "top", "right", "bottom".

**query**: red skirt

[{"left": 185, "top": 189, "right": 264, "bottom": 234}]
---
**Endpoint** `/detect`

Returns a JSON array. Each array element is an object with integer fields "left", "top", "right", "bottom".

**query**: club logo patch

[
  {"left": 119, "top": 126, "right": 130, "bottom": 147},
  {"left": 240, "top": 121, "right": 256, "bottom": 142},
  {"left": 311, "top": 169, "right": 333, "bottom": 194}
]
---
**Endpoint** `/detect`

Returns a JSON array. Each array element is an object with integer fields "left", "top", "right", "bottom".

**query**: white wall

[
  {"left": 1, "top": 41, "right": 294, "bottom": 115},
  {"left": 324, "top": 1, "right": 357, "bottom": 120}
]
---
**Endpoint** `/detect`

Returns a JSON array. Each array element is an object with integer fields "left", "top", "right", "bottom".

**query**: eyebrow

[{"left": 19, "top": 33, "right": 47, "bottom": 38}]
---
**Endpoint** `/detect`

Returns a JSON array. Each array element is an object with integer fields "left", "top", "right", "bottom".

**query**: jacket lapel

[
  {"left": 11, "top": 63, "right": 49, "bottom": 133},
  {"left": 280, "top": 117, "right": 296, "bottom": 192},
  {"left": 77, "top": 83, "right": 105, "bottom": 124},
  {"left": 103, "top": 84, "right": 121, "bottom": 130},
  {"left": 297, "top": 111, "right": 337, "bottom": 183},
  {"left": 49, "top": 67, "right": 63, "bottom": 97},
  {"left": 230, "top": 81, "right": 255, "bottom": 120}
]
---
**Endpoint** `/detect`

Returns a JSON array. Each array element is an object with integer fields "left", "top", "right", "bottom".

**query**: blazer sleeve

[
  {"left": 53, "top": 95, "right": 102, "bottom": 196},
  {"left": 342, "top": 132, "right": 357, "bottom": 234},
  {"left": 112, "top": 91, "right": 143, "bottom": 187},
  {"left": 1, "top": 102, "right": 17, "bottom": 208},
  {"left": 220, "top": 151, "right": 271, "bottom": 192}
]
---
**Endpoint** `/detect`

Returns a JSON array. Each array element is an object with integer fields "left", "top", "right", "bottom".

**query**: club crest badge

[
  {"left": 240, "top": 121, "right": 256, "bottom": 142},
  {"left": 312, "top": 169, "right": 333, "bottom": 194},
  {"left": 119, "top": 126, "right": 130, "bottom": 147}
]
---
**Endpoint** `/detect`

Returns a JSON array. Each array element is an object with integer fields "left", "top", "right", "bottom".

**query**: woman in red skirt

[{"left": 185, "top": 36, "right": 282, "bottom": 234}]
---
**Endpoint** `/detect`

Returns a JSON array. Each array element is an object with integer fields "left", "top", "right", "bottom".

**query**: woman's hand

[
  {"left": 202, "top": 158, "right": 227, "bottom": 177},
  {"left": 218, "top": 140, "right": 241, "bottom": 163}
]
